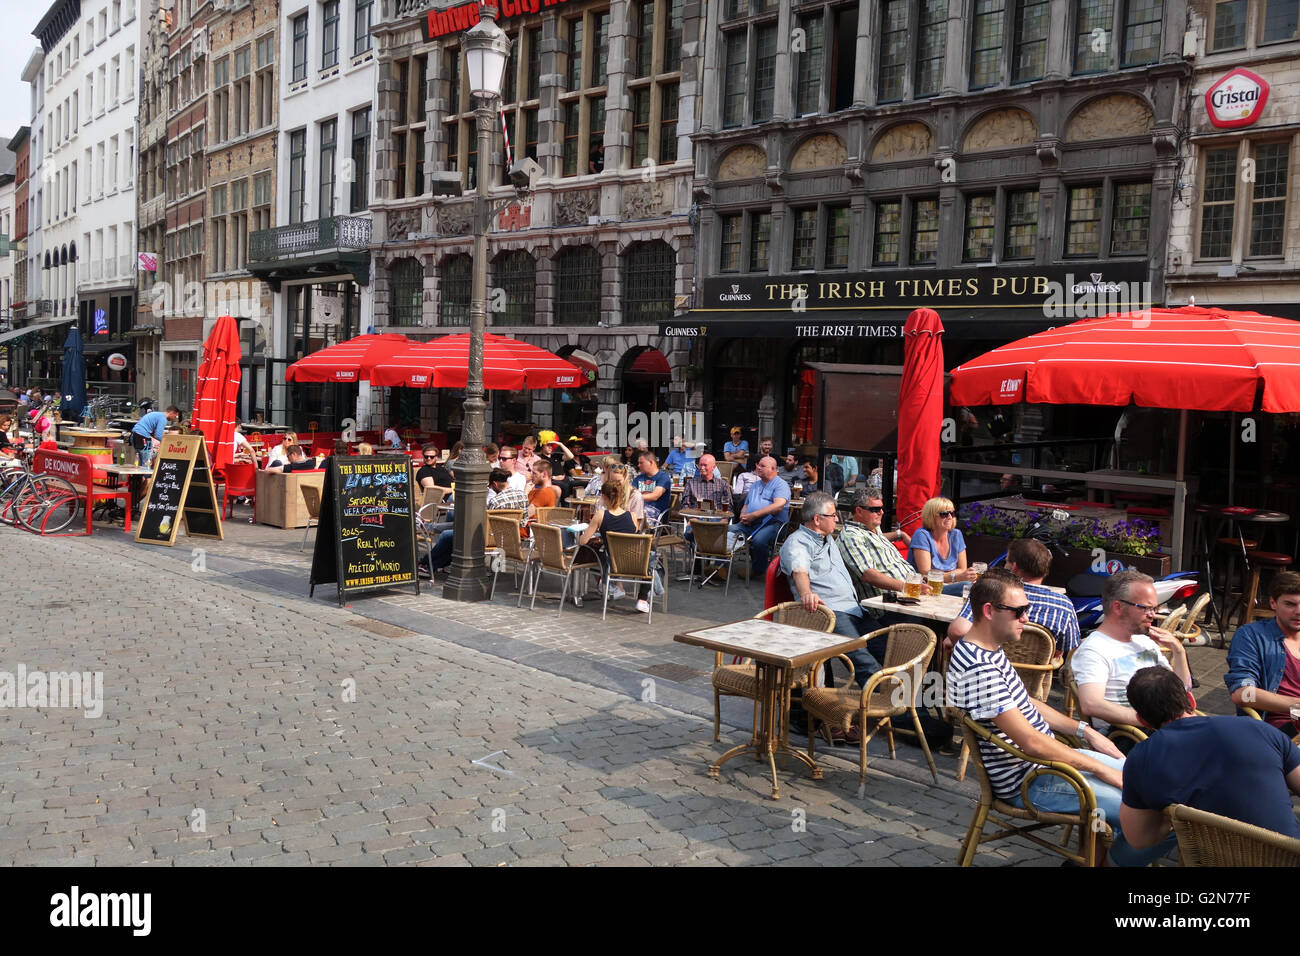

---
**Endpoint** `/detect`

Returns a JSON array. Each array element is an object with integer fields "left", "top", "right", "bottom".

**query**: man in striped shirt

[
  {"left": 946, "top": 537, "right": 1081, "bottom": 656},
  {"left": 946, "top": 569, "right": 1169, "bottom": 866}
]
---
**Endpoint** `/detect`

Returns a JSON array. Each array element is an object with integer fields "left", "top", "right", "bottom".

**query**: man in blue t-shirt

[
  {"left": 1120, "top": 666, "right": 1300, "bottom": 848},
  {"left": 635, "top": 451, "right": 674, "bottom": 522},
  {"left": 729, "top": 455, "right": 789, "bottom": 575},
  {"left": 130, "top": 405, "right": 181, "bottom": 467}
]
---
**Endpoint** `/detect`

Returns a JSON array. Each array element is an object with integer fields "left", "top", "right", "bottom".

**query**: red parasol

[
  {"left": 949, "top": 306, "right": 1300, "bottom": 412},
  {"left": 369, "top": 332, "right": 585, "bottom": 390},
  {"left": 896, "top": 308, "right": 946, "bottom": 534},
  {"left": 284, "top": 332, "right": 414, "bottom": 383},
  {"left": 193, "top": 315, "right": 243, "bottom": 472}
]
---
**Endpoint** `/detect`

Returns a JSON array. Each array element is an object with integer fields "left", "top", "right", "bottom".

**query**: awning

[
  {"left": 0, "top": 318, "right": 75, "bottom": 345},
  {"left": 624, "top": 349, "right": 671, "bottom": 382},
  {"left": 81, "top": 340, "right": 133, "bottom": 357},
  {"left": 657, "top": 309, "right": 1068, "bottom": 341},
  {"left": 126, "top": 325, "right": 162, "bottom": 337}
]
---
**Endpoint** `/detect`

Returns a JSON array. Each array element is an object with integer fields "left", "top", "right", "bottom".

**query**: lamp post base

[{"left": 442, "top": 456, "right": 491, "bottom": 603}]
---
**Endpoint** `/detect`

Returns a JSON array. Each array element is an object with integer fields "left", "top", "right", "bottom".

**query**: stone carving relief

[
  {"left": 870, "top": 123, "right": 936, "bottom": 163},
  {"left": 790, "top": 133, "right": 847, "bottom": 171},
  {"left": 435, "top": 202, "right": 473, "bottom": 236},
  {"left": 1064, "top": 94, "right": 1154, "bottom": 142},
  {"left": 962, "top": 109, "right": 1039, "bottom": 153},
  {"left": 386, "top": 207, "right": 421, "bottom": 238},
  {"left": 717, "top": 144, "right": 767, "bottom": 181},
  {"left": 555, "top": 188, "right": 600, "bottom": 225},
  {"left": 622, "top": 181, "right": 671, "bottom": 219}
]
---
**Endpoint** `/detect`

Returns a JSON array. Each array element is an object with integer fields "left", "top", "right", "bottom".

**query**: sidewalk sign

[{"left": 134, "top": 435, "right": 225, "bottom": 546}]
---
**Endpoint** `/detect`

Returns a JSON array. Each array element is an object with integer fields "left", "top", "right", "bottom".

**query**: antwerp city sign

[
  {"left": 1205, "top": 68, "right": 1269, "bottom": 129},
  {"left": 423, "top": 0, "right": 573, "bottom": 40}
]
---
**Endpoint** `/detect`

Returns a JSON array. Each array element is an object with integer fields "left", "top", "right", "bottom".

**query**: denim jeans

[
  {"left": 425, "top": 528, "right": 456, "bottom": 571},
  {"left": 137, "top": 445, "right": 155, "bottom": 469},
  {"left": 730, "top": 518, "right": 781, "bottom": 577},
  {"left": 1006, "top": 750, "right": 1177, "bottom": 866},
  {"left": 831, "top": 607, "right": 884, "bottom": 687}
]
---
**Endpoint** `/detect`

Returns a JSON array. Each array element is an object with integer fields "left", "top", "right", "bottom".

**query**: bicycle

[{"left": 0, "top": 459, "right": 81, "bottom": 535}]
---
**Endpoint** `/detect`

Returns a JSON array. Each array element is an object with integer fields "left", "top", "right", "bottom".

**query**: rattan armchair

[
  {"left": 689, "top": 518, "right": 749, "bottom": 595},
  {"left": 802, "top": 623, "right": 939, "bottom": 792},
  {"left": 1158, "top": 605, "right": 1187, "bottom": 633},
  {"left": 603, "top": 531, "right": 666, "bottom": 622},
  {"left": 528, "top": 522, "right": 600, "bottom": 614},
  {"left": 300, "top": 484, "right": 322, "bottom": 552},
  {"left": 1166, "top": 803, "right": 1300, "bottom": 866},
  {"left": 955, "top": 712, "right": 1113, "bottom": 867},
  {"left": 486, "top": 512, "right": 535, "bottom": 606},
  {"left": 710, "top": 601, "right": 837, "bottom": 743},
  {"left": 1175, "top": 592, "right": 1213, "bottom": 645},
  {"left": 647, "top": 511, "right": 690, "bottom": 577},
  {"left": 536, "top": 506, "right": 576, "bottom": 526}
]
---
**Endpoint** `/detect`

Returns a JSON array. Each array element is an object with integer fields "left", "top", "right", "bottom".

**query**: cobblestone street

[{"left": 0, "top": 519, "right": 1235, "bottom": 866}]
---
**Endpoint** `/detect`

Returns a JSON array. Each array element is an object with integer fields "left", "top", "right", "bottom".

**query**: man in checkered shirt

[
  {"left": 680, "top": 454, "right": 733, "bottom": 514},
  {"left": 946, "top": 537, "right": 1081, "bottom": 658}
]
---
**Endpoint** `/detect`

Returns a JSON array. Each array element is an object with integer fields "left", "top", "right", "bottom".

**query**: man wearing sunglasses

[
  {"left": 416, "top": 443, "right": 453, "bottom": 490},
  {"left": 838, "top": 489, "right": 914, "bottom": 607},
  {"left": 947, "top": 569, "right": 1171, "bottom": 865},
  {"left": 1072, "top": 569, "right": 1191, "bottom": 736}
]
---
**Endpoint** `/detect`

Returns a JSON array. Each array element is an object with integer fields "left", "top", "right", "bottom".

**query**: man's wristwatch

[{"left": 1076, "top": 720, "right": 1090, "bottom": 740}]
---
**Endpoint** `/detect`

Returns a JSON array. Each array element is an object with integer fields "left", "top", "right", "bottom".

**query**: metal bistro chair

[
  {"left": 603, "top": 531, "right": 666, "bottom": 623},
  {"left": 710, "top": 601, "right": 837, "bottom": 743},
  {"left": 689, "top": 517, "right": 749, "bottom": 595},
  {"left": 536, "top": 506, "right": 576, "bottom": 526},
  {"left": 802, "top": 623, "right": 940, "bottom": 793},
  {"left": 528, "top": 522, "right": 600, "bottom": 615},
  {"left": 1166, "top": 804, "right": 1300, "bottom": 867},
  {"left": 300, "top": 485, "right": 322, "bottom": 552},
  {"left": 415, "top": 501, "right": 447, "bottom": 571},
  {"left": 486, "top": 512, "right": 536, "bottom": 606},
  {"left": 647, "top": 510, "right": 690, "bottom": 577}
]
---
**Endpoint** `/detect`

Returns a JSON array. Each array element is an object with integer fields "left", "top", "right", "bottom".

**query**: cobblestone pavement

[{"left": 0, "top": 516, "right": 1241, "bottom": 866}]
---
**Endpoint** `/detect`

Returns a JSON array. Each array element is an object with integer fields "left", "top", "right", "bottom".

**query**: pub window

[
  {"left": 1065, "top": 179, "right": 1153, "bottom": 257},
  {"left": 491, "top": 251, "right": 536, "bottom": 327},
  {"left": 749, "top": 212, "right": 771, "bottom": 272},
  {"left": 621, "top": 240, "right": 676, "bottom": 325},
  {"left": 970, "top": 0, "right": 1049, "bottom": 89},
  {"left": 628, "top": 0, "right": 683, "bottom": 168},
  {"left": 1073, "top": 0, "right": 1164, "bottom": 74},
  {"left": 721, "top": 2, "right": 783, "bottom": 129},
  {"left": 1263, "top": 0, "right": 1300, "bottom": 41},
  {"left": 878, "top": 0, "right": 948, "bottom": 103},
  {"left": 560, "top": 8, "right": 610, "bottom": 176},
  {"left": 719, "top": 213, "right": 742, "bottom": 272},
  {"left": 1210, "top": 0, "right": 1246, "bottom": 49},
  {"left": 390, "top": 258, "right": 423, "bottom": 327},
  {"left": 1004, "top": 189, "right": 1040, "bottom": 259},
  {"left": 791, "top": 204, "right": 852, "bottom": 271},
  {"left": 824, "top": 205, "right": 850, "bottom": 269},
  {"left": 1198, "top": 142, "right": 1289, "bottom": 259},
  {"left": 439, "top": 254, "right": 472, "bottom": 326},
  {"left": 291, "top": 12, "right": 308, "bottom": 83},
  {"left": 873, "top": 200, "right": 901, "bottom": 266},
  {"left": 553, "top": 246, "right": 602, "bottom": 326},
  {"left": 288, "top": 128, "right": 307, "bottom": 224},
  {"left": 350, "top": 107, "right": 371, "bottom": 213},
  {"left": 318, "top": 118, "right": 337, "bottom": 218},
  {"left": 912, "top": 199, "right": 940, "bottom": 264},
  {"left": 322, "top": 0, "right": 340, "bottom": 70},
  {"left": 392, "top": 53, "right": 428, "bottom": 197},
  {"left": 963, "top": 194, "right": 997, "bottom": 261}
]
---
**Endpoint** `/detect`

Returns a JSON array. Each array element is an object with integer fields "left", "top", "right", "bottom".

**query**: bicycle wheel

[
  {"left": 13, "top": 476, "right": 78, "bottom": 532},
  {"left": 23, "top": 492, "right": 80, "bottom": 535}
]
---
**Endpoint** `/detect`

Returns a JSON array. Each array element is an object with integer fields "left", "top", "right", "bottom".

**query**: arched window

[
  {"left": 389, "top": 258, "right": 423, "bottom": 327},
  {"left": 439, "top": 254, "right": 471, "bottom": 327},
  {"left": 553, "top": 246, "right": 600, "bottom": 326},
  {"left": 69, "top": 241, "right": 77, "bottom": 261},
  {"left": 60, "top": 245, "right": 69, "bottom": 265},
  {"left": 43, "top": 251, "right": 51, "bottom": 269},
  {"left": 491, "top": 251, "right": 535, "bottom": 327},
  {"left": 621, "top": 240, "right": 675, "bottom": 325}
]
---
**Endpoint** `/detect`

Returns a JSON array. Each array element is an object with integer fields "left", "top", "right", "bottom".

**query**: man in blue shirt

[
  {"left": 662, "top": 436, "right": 691, "bottom": 476},
  {"left": 1121, "top": 666, "right": 1300, "bottom": 847},
  {"left": 730, "top": 455, "right": 789, "bottom": 577},
  {"left": 1225, "top": 571, "right": 1300, "bottom": 730},
  {"left": 722, "top": 426, "right": 749, "bottom": 468},
  {"left": 636, "top": 451, "right": 674, "bottom": 522},
  {"left": 130, "top": 405, "right": 181, "bottom": 467}
]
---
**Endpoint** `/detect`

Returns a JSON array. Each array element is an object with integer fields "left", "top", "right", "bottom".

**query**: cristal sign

[{"left": 1205, "top": 68, "right": 1269, "bottom": 129}]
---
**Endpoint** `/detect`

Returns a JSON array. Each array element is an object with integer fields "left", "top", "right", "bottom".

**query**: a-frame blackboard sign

[
  {"left": 310, "top": 455, "right": 420, "bottom": 605},
  {"left": 134, "top": 435, "right": 225, "bottom": 547}
]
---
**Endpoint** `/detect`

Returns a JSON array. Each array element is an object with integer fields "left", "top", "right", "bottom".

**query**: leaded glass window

[
  {"left": 439, "top": 254, "right": 471, "bottom": 326},
  {"left": 621, "top": 241, "right": 676, "bottom": 324},
  {"left": 554, "top": 246, "right": 601, "bottom": 326},
  {"left": 390, "top": 258, "right": 423, "bottom": 327}
]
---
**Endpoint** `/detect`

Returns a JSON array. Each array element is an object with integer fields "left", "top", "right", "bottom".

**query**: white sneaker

[
  {"left": 636, "top": 599, "right": 651, "bottom": 613},
  {"left": 610, "top": 586, "right": 627, "bottom": 600}
]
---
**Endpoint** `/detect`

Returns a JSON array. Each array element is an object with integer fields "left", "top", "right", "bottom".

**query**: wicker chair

[
  {"left": 956, "top": 624, "right": 1059, "bottom": 782},
  {"left": 1158, "top": 605, "right": 1187, "bottom": 633},
  {"left": 647, "top": 511, "right": 690, "bottom": 577},
  {"left": 1061, "top": 658, "right": 1149, "bottom": 747},
  {"left": 1175, "top": 592, "right": 1213, "bottom": 645},
  {"left": 299, "top": 484, "right": 322, "bottom": 552},
  {"left": 536, "top": 506, "right": 576, "bottom": 526},
  {"left": 689, "top": 518, "right": 749, "bottom": 595},
  {"left": 955, "top": 712, "right": 1113, "bottom": 867},
  {"left": 486, "top": 512, "right": 535, "bottom": 606},
  {"left": 710, "top": 601, "right": 837, "bottom": 743},
  {"left": 802, "top": 623, "right": 939, "bottom": 791},
  {"left": 527, "top": 522, "right": 600, "bottom": 614},
  {"left": 714, "top": 460, "right": 738, "bottom": 483},
  {"left": 421, "top": 485, "right": 452, "bottom": 510},
  {"left": 1166, "top": 804, "right": 1300, "bottom": 866},
  {"left": 603, "top": 531, "right": 666, "bottom": 622}
]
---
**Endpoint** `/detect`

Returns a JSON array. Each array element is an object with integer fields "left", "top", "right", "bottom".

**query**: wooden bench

[{"left": 32, "top": 449, "right": 131, "bottom": 535}]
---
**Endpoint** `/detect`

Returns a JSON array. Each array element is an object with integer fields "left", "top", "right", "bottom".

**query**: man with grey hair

[{"left": 1072, "top": 569, "right": 1191, "bottom": 734}]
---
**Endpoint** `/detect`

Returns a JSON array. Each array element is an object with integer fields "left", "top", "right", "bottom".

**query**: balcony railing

[{"left": 248, "top": 216, "right": 372, "bottom": 263}]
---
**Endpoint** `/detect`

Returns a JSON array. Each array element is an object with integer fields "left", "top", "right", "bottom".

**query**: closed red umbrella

[
  {"left": 369, "top": 332, "right": 585, "bottom": 390},
  {"left": 949, "top": 305, "right": 1300, "bottom": 412},
  {"left": 193, "top": 315, "right": 242, "bottom": 472},
  {"left": 284, "top": 332, "right": 413, "bottom": 383},
  {"left": 896, "top": 308, "right": 945, "bottom": 533}
]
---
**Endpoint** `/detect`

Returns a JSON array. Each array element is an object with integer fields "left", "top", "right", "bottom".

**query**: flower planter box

[{"left": 964, "top": 533, "right": 1171, "bottom": 588}]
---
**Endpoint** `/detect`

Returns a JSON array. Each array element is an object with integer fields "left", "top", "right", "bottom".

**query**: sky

[{"left": 0, "top": 12, "right": 42, "bottom": 141}]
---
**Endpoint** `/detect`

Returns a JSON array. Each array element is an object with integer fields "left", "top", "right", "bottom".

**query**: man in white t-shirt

[
  {"left": 382, "top": 425, "right": 403, "bottom": 448},
  {"left": 1072, "top": 569, "right": 1191, "bottom": 734}
]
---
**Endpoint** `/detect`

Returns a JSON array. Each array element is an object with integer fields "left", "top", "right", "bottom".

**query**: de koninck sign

[{"left": 659, "top": 261, "right": 1151, "bottom": 340}]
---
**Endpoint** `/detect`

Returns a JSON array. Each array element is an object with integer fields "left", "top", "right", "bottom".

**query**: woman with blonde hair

[
  {"left": 267, "top": 430, "right": 298, "bottom": 465},
  {"left": 908, "top": 496, "right": 978, "bottom": 586},
  {"left": 577, "top": 474, "right": 647, "bottom": 609}
]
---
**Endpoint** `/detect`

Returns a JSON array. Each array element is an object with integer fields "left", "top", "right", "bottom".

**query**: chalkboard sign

[
  {"left": 135, "top": 435, "right": 225, "bottom": 547},
  {"left": 310, "top": 455, "right": 419, "bottom": 605}
]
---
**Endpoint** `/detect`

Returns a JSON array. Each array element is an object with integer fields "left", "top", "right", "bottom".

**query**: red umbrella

[
  {"left": 193, "top": 315, "right": 242, "bottom": 472},
  {"left": 369, "top": 332, "right": 585, "bottom": 390},
  {"left": 284, "top": 332, "right": 413, "bottom": 383},
  {"left": 896, "top": 308, "right": 946, "bottom": 533},
  {"left": 949, "top": 305, "right": 1300, "bottom": 412}
]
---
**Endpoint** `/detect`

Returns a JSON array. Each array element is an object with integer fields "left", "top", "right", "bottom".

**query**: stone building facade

[
  {"left": 366, "top": 0, "right": 701, "bottom": 446},
  {"left": 681, "top": 0, "right": 1192, "bottom": 453},
  {"left": 135, "top": 0, "right": 169, "bottom": 402}
]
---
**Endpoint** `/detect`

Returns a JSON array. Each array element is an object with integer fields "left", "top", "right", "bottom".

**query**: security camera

[
  {"left": 507, "top": 157, "right": 543, "bottom": 194},
  {"left": 429, "top": 170, "right": 463, "bottom": 197}
]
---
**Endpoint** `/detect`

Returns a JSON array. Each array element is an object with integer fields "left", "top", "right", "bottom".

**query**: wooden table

[
  {"left": 675, "top": 619, "right": 867, "bottom": 799},
  {"left": 862, "top": 593, "right": 968, "bottom": 624}
]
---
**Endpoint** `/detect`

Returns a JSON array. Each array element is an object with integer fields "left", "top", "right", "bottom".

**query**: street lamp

[{"left": 443, "top": 4, "right": 511, "bottom": 603}]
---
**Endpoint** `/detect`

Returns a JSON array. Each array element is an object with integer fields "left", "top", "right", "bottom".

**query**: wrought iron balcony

[{"left": 248, "top": 216, "right": 373, "bottom": 264}]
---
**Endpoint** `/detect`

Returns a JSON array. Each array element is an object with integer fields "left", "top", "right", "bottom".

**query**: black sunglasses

[
  {"left": 861, "top": 505, "right": 884, "bottom": 514},
  {"left": 994, "top": 603, "right": 1031, "bottom": 618},
  {"left": 938, "top": 510, "right": 956, "bottom": 518}
]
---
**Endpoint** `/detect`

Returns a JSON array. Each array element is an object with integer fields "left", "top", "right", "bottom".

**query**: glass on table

[
  {"left": 927, "top": 570, "right": 944, "bottom": 596},
  {"left": 904, "top": 573, "right": 924, "bottom": 599},
  {"left": 971, "top": 561, "right": 988, "bottom": 576}
]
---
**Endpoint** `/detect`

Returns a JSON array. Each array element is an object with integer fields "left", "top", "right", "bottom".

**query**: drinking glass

[
  {"left": 927, "top": 570, "right": 944, "bottom": 596},
  {"left": 971, "top": 562, "right": 988, "bottom": 577},
  {"left": 904, "top": 574, "right": 924, "bottom": 599}
]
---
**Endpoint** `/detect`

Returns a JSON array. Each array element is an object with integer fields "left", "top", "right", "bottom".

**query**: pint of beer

[
  {"left": 904, "top": 574, "right": 924, "bottom": 599},
  {"left": 927, "top": 570, "right": 944, "bottom": 596}
]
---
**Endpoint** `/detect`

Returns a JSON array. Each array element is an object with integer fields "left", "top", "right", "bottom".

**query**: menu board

[
  {"left": 310, "top": 455, "right": 419, "bottom": 605},
  {"left": 134, "top": 435, "right": 224, "bottom": 547}
]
